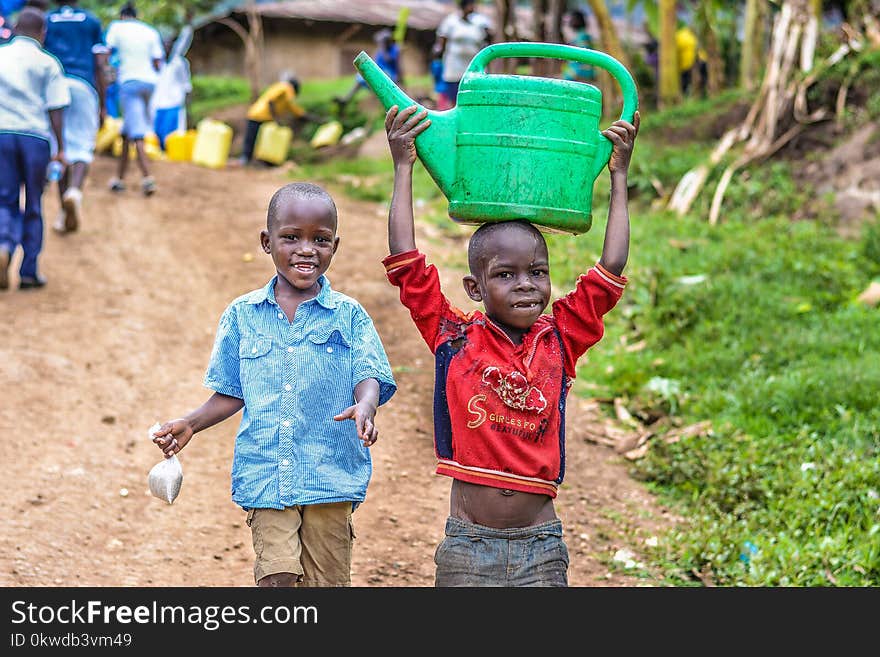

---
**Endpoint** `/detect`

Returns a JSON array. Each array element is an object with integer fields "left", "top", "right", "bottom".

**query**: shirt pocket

[
  {"left": 306, "top": 327, "right": 352, "bottom": 383},
  {"left": 238, "top": 334, "right": 274, "bottom": 392}
]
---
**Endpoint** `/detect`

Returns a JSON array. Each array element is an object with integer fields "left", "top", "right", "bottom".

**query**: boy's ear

[
  {"left": 462, "top": 275, "right": 482, "bottom": 302},
  {"left": 332, "top": 235, "right": 340, "bottom": 255},
  {"left": 260, "top": 230, "right": 270, "bottom": 253}
]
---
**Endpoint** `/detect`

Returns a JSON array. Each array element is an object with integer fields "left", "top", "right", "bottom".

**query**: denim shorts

[
  {"left": 434, "top": 516, "right": 569, "bottom": 587},
  {"left": 119, "top": 79, "right": 155, "bottom": 140}
]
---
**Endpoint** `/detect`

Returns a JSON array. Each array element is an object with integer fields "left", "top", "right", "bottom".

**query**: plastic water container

[
  {"left": 254, "top": 121, "right": 292, "bottom": 165},
  {"left": 165, "top": 129, "right": 197, "bottom": 162},
  {"left": 95, "top": 117, "right": 122, "bottom": 154},
  {"left": 310, "top": 121, "right": 343, "bottom": 149},
  {"left": 111, "top": 132, "right": 163, "bottom": 160},
  {"left": 192, "top": 119, "right": 233, "bottom": 169}
]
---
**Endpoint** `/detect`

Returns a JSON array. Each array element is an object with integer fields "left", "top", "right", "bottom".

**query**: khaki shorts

[{"left": 246, "top": 502, "right": 355, "bottom": 586}]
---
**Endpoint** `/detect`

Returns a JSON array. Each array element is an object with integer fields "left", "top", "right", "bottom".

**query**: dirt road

[{"left": 1, "top": 156, "right": 674, "bottom": 587}]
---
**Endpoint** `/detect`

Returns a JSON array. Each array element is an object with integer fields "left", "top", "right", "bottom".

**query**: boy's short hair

[
  {"left": 467, "top": 220, "right": 546, "bottom": 275},
  {"left": 120, "top": 3, "right": 136, "bottom": 18},
  {"left": 267, "top": 182, "right": 337, "bottom": 230}
]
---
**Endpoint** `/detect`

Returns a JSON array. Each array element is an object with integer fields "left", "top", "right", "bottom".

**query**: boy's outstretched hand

[
  {"left": 385, "top": 104, "right": 431, "bottom": 166},
  {"left": 152, "top": 419, "right": 194, "bottom": 459},
  {"left": 334, "top": 400, "right": 379, "bottom": 448},
  {"left": 603, "top": 110, "right": 640, "bottom": 174}
]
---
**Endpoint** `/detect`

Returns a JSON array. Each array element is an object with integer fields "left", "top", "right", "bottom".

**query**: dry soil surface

[{"left": 1, "top": 156, "right": 678, "bottom": 588}]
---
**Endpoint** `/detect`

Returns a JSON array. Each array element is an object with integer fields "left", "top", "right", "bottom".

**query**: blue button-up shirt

[{"left": 204, "top": 275, "right": 396, "bottom": 510}]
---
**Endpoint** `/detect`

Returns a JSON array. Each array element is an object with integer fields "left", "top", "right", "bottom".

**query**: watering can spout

[{"left": 353, "top": 51, "right": 456, "bottom": 195}]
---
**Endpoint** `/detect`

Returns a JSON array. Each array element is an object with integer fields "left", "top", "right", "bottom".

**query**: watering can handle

[{"left": 467, "top": 42, "right": 638, "bottom": 124}]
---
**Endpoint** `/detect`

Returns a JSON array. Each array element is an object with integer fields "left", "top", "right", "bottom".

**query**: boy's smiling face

[
  {"left": 261, "top": 196, "right": 339, "bottom": 295},
  {"left": 463, "top": 222, "right": 551, "bottom": 339}
]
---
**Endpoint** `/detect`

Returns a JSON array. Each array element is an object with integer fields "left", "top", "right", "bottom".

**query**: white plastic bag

[{"left": 147, "top": 422, "right": 183, "bottom": 504}]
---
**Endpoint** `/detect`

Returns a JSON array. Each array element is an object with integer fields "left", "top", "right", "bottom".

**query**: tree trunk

[
  {"left": 493, "top": 0, "right": 518, "bottom": 73},
  {"left": 586, "top": 0, "right": 631, "bottom": 115},
  {"left": 658, "top": 0, "right": 679, "bottom": 108},
  {"left": 740, "top": 0, "right": 768, "bottom": 90},
  {"left": 531, "top": 0, "right": 549, "bottom": 76},
  {"left": 695, "top": 0, "right": 723, "bottom": 94}
]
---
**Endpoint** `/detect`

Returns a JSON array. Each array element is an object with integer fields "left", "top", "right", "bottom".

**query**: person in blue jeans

[
  {"left": 0, "top": 7, "right": 69, "bottom": 290},
  {"left": 104, "top": 2, "right": 163, "bottom": 196},
  {"left": 151, "top": 182, "right": 397, "bottom": 587}
]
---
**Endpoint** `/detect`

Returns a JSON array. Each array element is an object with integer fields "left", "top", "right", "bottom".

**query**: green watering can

[{"left": 354, "top": 42, "right": 638, "bottom": 235}]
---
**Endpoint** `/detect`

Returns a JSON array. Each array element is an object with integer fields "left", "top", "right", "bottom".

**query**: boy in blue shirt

[{"left": 152, "top": 182, "right": 397, "bottom": 587}]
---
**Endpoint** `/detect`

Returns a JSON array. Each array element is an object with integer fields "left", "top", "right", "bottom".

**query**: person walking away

[
  {"left": 239, "top": 72, "right": 306, "bottom": 166},
  {"left": 675, "top": 21, "right": 707, "bottom": 98},
  {"left": 434, "top": 0, "right": 492, "bottom": 108},
  {"left": 151, "top": 182, "right": 397, "bottom": 587},
  {"left": 43, "top": 0, "right": 107, "bottom": 234},
  {"left": 380, "top": 103, "right": 639, "bottom": 586},
  {"left": 150, "top": 24, "right": 192, "bottom": 150},
  {"left": 104, "top": 2, "right": 163, "bottom": 196},
  {"left": 562, "top": 9, "right": 596, "bottom": 84},
  {"left": 335, "top": 28, "right": 402, "bottom": 115},
  {"left": 0, "top": 7, "right": 69, "bottom": 290}
]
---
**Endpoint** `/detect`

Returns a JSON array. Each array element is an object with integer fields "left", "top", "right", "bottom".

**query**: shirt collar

[
  {"left": 247, "top": 274, "right": 337, "bottom": 309},
  {"left": 12, "top": 36, "right": 41, "bottom": 49}
]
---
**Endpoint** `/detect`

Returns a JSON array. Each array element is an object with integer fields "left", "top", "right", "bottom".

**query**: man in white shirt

[
  {"left": 434, "top": 0, "right": 493, "bottom": 107},
  {"left": 104, "top": 2, "right": 163, "bottom": 196},
  {"left": 0, "top": 7, "right": 69, "bottom": 290}
]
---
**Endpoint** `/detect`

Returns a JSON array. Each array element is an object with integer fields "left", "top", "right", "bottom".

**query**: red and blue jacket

[{"left": 384, "top": 250, "right": 626, "bottom": 498}]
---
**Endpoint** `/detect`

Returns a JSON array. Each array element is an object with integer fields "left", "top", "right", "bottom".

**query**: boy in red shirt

[{"left": 382, "top": 104, "right": 639, "bottom": 586}]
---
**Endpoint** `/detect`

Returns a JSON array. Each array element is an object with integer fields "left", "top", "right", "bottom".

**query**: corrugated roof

[
  {"left": 201, "top": 1, "right": 650, "bottom": 46},
  {"left": 227, "top": 0, "right": 454, "bottom": 31}
]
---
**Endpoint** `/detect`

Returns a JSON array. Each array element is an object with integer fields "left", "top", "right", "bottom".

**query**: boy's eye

[
  {"left": 531, "top": 269, "right": 547, "bottom": 277},
  {"left": 497, "top": 271, "right": 512, "bottom": 279}
]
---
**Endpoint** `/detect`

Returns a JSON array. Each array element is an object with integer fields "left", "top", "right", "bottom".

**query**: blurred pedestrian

[
  {"left": 336, "top": 28, "right": 401, "bottom": 115},
  {"left": 150, "top": 24, "right": 193, "bottom": 150},
  {"left": 0, "top": 7, "right": 69, "bottom": 290},
  {"left": 676, "top": 21, "right": 707, "bottom": 98},
  {"left": 43, "top": 0, "right": 108, "bottom": 234},
  {"left": 104, "top": 2, "right": 163, "bottom": 196},
  {"left": 434, "top": 0, "right": 492, "bottom": 108},
  {"left": 561, "top": 9, "right": 596, "bottom": 84},
  {"left": 239, "top": 72, "right": 306, "bottom": 166}
]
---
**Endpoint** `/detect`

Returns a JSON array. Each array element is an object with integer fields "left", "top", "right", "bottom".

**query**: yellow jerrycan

[
  {"left": 165, "top": 129, "right": 197, "bottom": 162},
  {"left": 111, "top": 132, "right": 163, "bottom": 160},
  {"left": 192, "top": 119, "right": 233, "bottom": 169},
  {"left": 254, "top": 121, "right": 292, "bottom": 165},
  {"left": 95, "top": 116, "right": 122, "bottom": 154},
  {"left": 310, "top": 121, "right": 343, "bottom": 149}
]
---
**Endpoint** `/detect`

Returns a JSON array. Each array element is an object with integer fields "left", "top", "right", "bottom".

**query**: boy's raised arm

[
  {"left": 598, "top": 111, "right": 640, "bottom": 277},
  {"left": 385, "top": 105, "right": 430, "bottom": 255}
]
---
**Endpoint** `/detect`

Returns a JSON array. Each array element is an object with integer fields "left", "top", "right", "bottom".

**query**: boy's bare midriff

[{"left": 450, "top": 480, "right": 557, "bottom": 529}]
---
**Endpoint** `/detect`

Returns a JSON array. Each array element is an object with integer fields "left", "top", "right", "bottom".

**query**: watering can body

[{"left": 354, "top": 42, "right": 638, "bottom": 234}]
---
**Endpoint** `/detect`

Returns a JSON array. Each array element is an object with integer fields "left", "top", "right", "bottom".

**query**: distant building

[{"left": 190, "top": 1, "right": 650, "bottom": 83}]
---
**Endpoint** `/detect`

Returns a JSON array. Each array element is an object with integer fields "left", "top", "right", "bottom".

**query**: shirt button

[
  {"left": 284, "top": 384, "right": 291, "bottom": 391},
  {"left": 277, "top": 312, "right": 284, "bottom": 319},
  {"left": 282, "top": 420, "right": 290, "bottom": 427},
  {"left": 281, "top": 459, "right": 290, "bottom": 466},
  {"left": 287, "top": 346, "right": 294, "bottom": 353},
  {"left": 326, "top": 346, "right": 333, "bottom": 353},
  {"left": 251, "top": 347, "right": 257, "bottom": 354}
]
